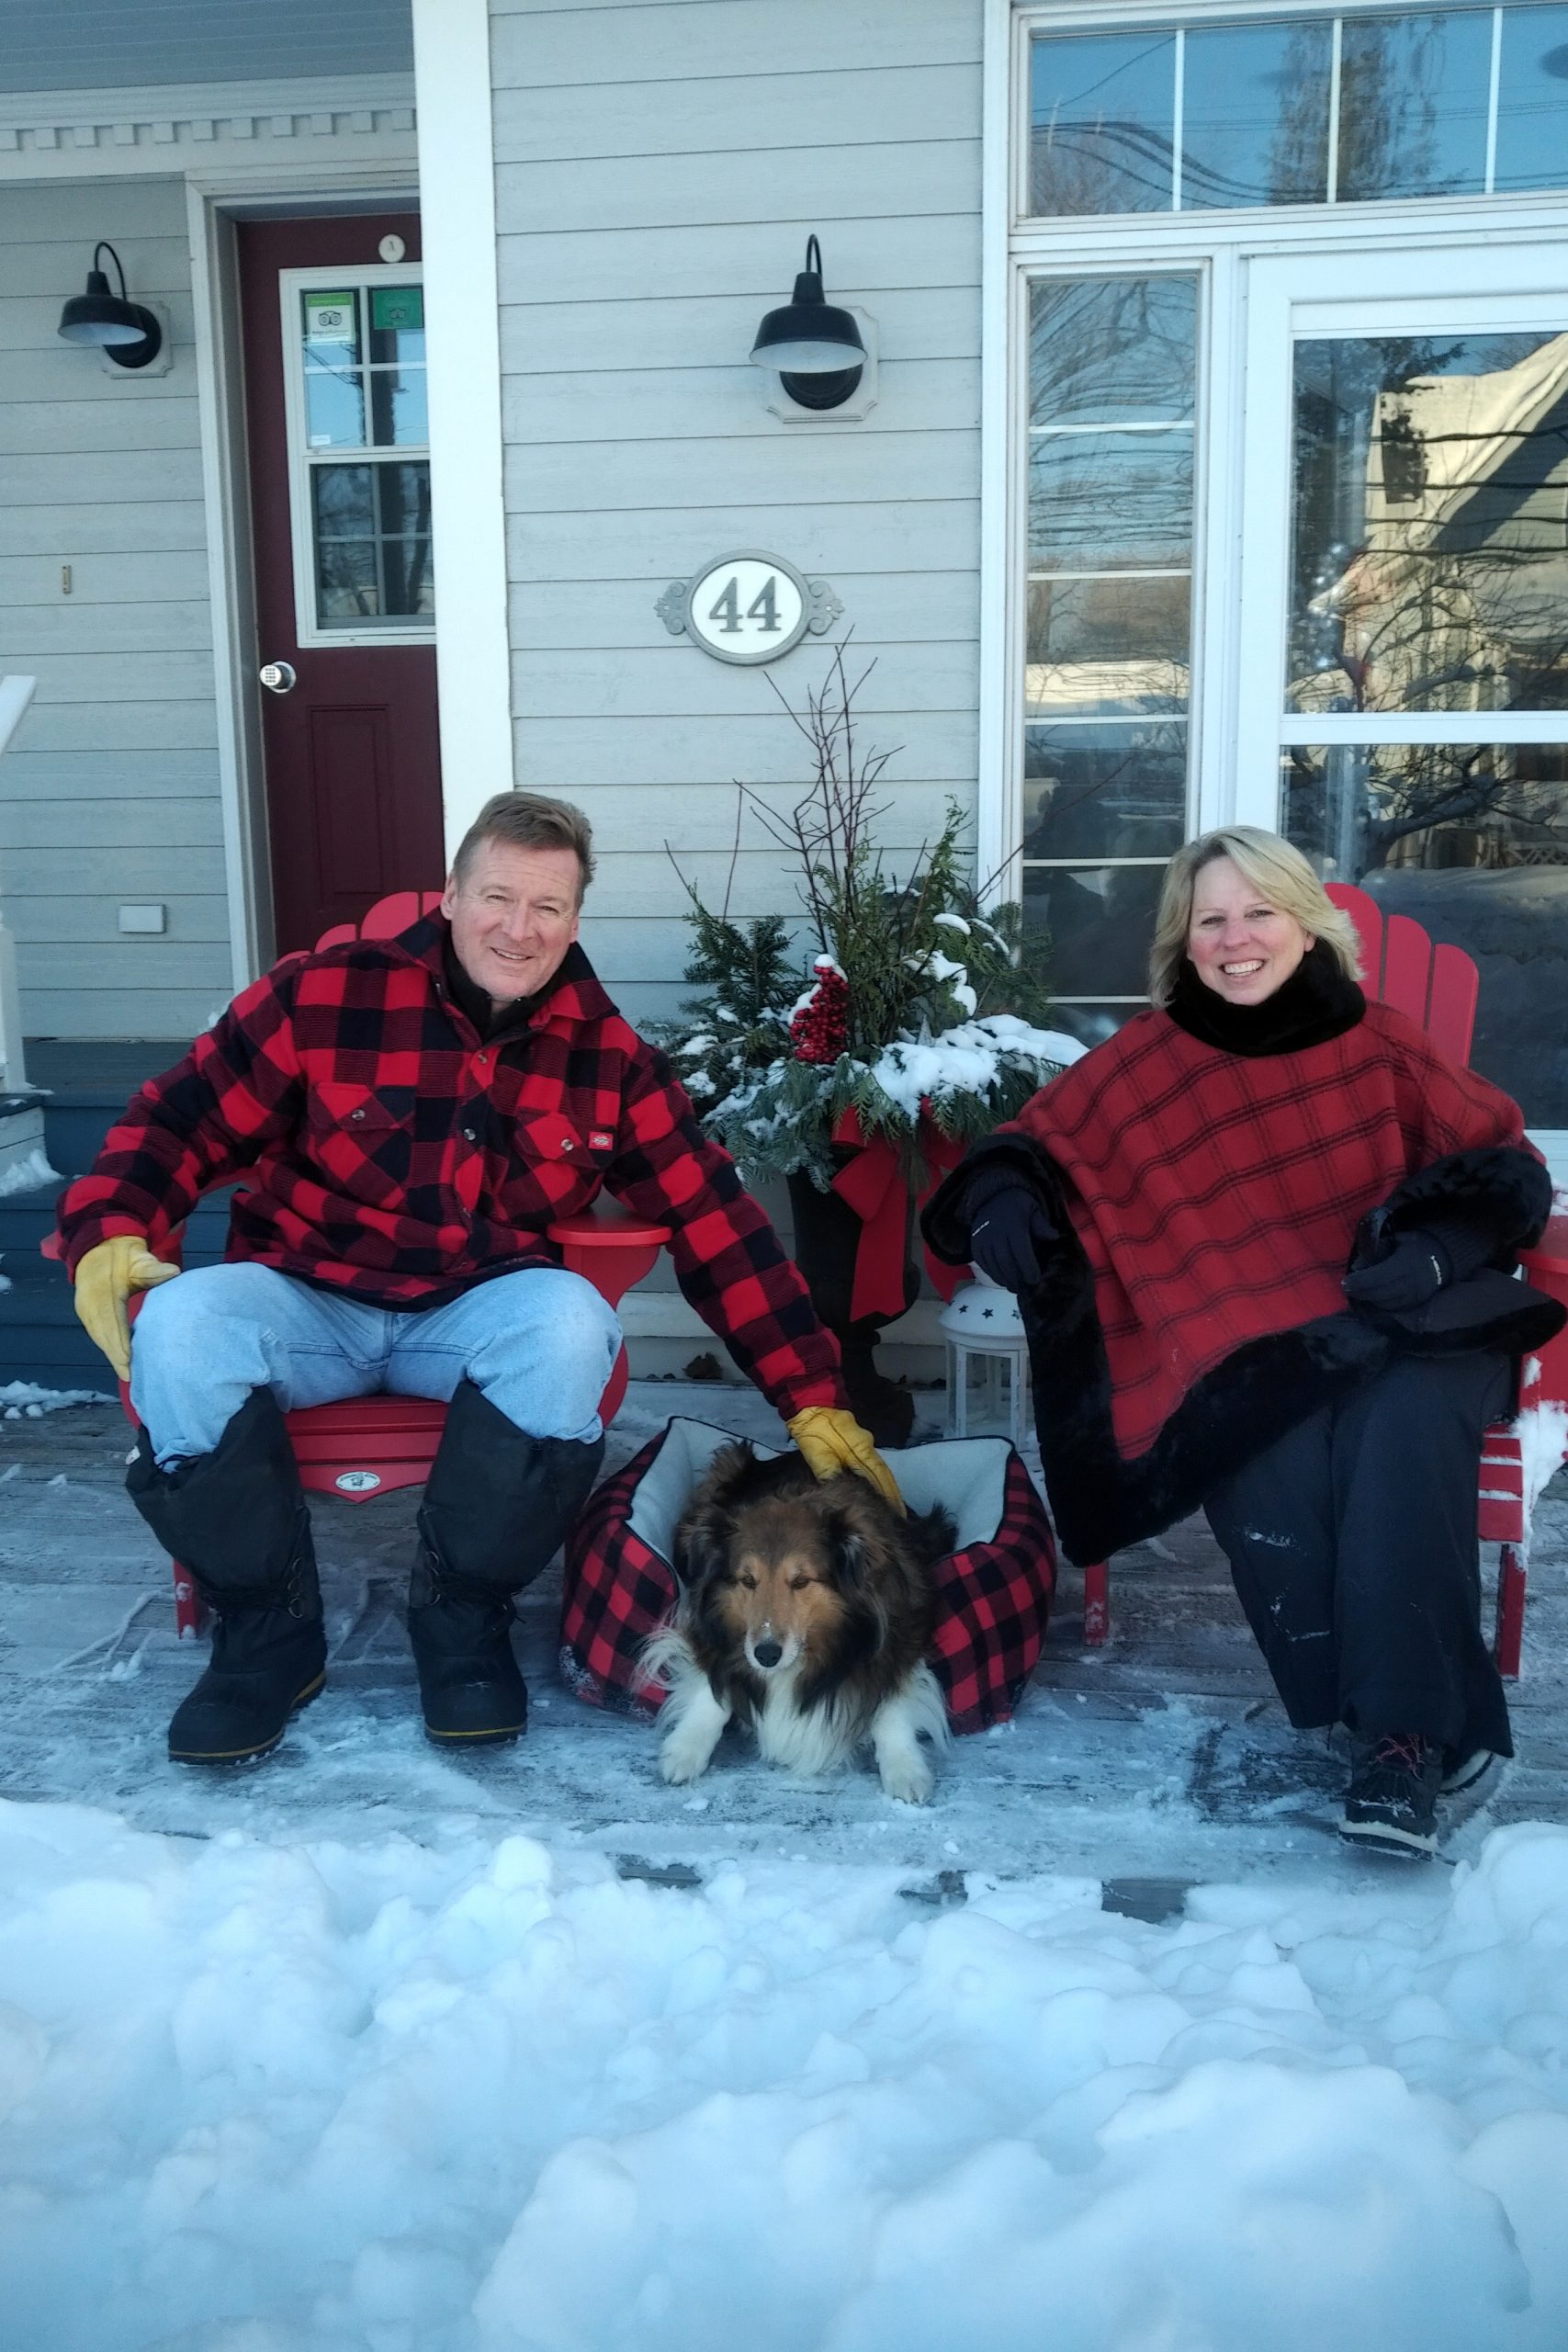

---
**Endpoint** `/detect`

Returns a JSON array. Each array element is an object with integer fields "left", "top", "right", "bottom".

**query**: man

[{"left": 58, "top": 792, "right": 897, "bottom": 1765}]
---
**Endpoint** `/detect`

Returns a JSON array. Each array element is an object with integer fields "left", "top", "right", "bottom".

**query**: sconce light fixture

[
  {"left": 57, "top": 243, "right": 164, "bottom": 371},
  {"left": 750, "top": 235, "right": 867, "bottom": 411}
]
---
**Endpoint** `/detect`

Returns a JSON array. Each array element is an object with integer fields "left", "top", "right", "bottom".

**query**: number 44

[{"left": 708, "top": 574, "right": 781, "bottom": 633}]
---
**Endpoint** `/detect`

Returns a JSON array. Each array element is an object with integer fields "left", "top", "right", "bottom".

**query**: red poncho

[{"left": 1012, "top": 999, "right": 1525, "bottom": 1460}]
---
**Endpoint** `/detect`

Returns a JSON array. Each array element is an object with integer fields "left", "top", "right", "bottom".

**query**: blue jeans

[{"left": 130, "top": 1262, "right": 622, "bottom": 1466}]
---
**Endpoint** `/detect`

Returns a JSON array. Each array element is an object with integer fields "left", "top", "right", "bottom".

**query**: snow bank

[
  {"left": 0, "top": 1146, "right": 60, "bottom": 1198},
  {"left": 4, "top": 1805, "right": 1568, "bottom": 2350}
]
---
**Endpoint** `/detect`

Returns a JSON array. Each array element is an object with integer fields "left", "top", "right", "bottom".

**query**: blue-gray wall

[{"left": 491, "top": 0, "right": 986, "bottom": 1025}]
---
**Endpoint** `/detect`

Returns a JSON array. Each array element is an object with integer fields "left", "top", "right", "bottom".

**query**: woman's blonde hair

[{"left": 1147, "top": 826, "right": 1363, "bottom": 1006}]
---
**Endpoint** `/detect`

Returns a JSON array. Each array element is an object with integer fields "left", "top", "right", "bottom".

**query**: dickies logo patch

[{"left": 589, "top": 1129, "right": 615, "bottom": 1152}]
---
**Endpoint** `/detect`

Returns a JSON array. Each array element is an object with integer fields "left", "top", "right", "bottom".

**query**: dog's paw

[
  {"left": 659, "top": 1731, "right": 716, "bottom": 1786},
  {"left": 878, "top": 1753, "right": 935, "bottom": 1805}
]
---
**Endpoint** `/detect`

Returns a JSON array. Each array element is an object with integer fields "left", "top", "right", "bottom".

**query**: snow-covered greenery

[{"left": 661, "top": 651, "right": 1072, "bottom": 1187}]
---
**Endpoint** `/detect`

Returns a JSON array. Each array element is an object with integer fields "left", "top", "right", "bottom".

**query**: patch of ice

[{"left": 1518, "top": 1400, "right": 1568, "bottom": 1513}]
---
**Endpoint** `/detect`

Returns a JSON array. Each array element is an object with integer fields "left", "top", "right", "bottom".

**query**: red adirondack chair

[
  {"left": 48, "top": 890, "right": 670, "bottom": 1634},
  {"left": 1078, "top": 881, "right": 1568, "bottom": 1677}
]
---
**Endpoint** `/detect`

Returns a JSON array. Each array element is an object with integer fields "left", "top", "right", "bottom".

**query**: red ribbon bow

[{"left": 828, "top": 1107, "right": 967, "bottom": 1323}]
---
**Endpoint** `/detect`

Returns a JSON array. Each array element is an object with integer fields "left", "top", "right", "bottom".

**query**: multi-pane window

[
  {"left": 289, "top": 279, "right": 434, "bottom": 634},
  {"left": 1031, "top": 6, "right": 1568, "bottom": 215},
  {"left": 1282, "top": 329, "right": 1568, "bottom": 1119},
  {"left": 1021, "top": 276, "right": 1198, "bottom": 1046}
]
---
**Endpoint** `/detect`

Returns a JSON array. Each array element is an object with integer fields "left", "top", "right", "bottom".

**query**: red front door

[{"left": 239, "top": 215, "right": 446, "bottom": 953}]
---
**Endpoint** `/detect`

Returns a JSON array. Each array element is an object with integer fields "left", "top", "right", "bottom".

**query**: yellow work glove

[
  {"left": 785, "top": 1407, "right": 904, "bottom": 1513},
  {"left": 72, "top": 1233, "right": 180, "bottom": 1382}
]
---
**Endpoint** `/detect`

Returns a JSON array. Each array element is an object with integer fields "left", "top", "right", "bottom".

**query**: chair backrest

[
  {"left": 1324, "top": 881, "right": 1479, "bottom": 1066},
  {"left": 314, "top": 889, "right": 445, "bottom": 951}
]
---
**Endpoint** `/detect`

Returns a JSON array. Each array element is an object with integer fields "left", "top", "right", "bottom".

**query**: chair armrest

[{"left": 547, "top": 1205, "right": 671, "bottom": 1249}]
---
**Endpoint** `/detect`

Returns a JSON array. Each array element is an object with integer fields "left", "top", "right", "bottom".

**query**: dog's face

[{"left": 680, "top": 1490, "right": 870, "bottom": 1679}]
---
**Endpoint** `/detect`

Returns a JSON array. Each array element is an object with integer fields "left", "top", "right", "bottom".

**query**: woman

[{"left": 923, "top": 827, "right": 1563, "bottom": 1858}]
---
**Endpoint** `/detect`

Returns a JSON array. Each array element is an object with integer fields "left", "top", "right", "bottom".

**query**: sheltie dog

[{"left": 644, "top": 1442, "right": 956, "bottom": 1804}]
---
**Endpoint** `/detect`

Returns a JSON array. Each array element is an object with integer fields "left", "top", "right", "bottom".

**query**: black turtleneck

[
  {"left": 1166, "top": 938, "right": 1365, "bottom": 1057},
  {"left": 441, "top": 937, "right": 542, "bottom": 1046}
]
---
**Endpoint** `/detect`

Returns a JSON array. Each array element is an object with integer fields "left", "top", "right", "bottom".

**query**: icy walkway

[{"left": 2, "top": 1382, "right": 1564, "bottom": 1888}]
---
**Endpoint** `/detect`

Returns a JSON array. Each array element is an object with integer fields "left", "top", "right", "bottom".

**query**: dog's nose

[{"left": 753, "top": 1639, "right": 784, "bottom": 1669}]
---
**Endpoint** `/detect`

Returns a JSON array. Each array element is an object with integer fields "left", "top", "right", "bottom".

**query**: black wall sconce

[
  {"left": 750, "top": 236, "right": 868, "bottom": 412},
  {"left": 57, "top": 243, "right": 164, "bottom": 371}
]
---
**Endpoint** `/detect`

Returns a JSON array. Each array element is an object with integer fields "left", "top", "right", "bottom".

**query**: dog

[{"left": 645, "top": 1441, "right": 956, "bottom": 1804}]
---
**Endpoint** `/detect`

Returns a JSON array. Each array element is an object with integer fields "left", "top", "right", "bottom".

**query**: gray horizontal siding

[
  {"left": 0, "top": 171, "right": 228, "bottom": 1045},
  {"left": 490, "top": 0, "right": 979, "bottom": 85},
  {"left": 508, "top": 498, "right": 982, "bottom": 582},
  {"left": 492, "top": 62, "right": 982, "bottom": 164},
  {"left": 510, "top": 711, "right": 978, "bottom": 790},
  {"left": 6, "top": 895, "right": 231, "bottom": 944},
  {"left": 500, "top": 287, "right": 979, "bottom": 375},
  {"left": 512, "top": 571, "right": 978, "bottom": 650},
  {"left": 494, "top": 0, "right": 985, "bottom": 999},
  {"left": 512, "top": 641, "right": 978, "bottom": 721}
]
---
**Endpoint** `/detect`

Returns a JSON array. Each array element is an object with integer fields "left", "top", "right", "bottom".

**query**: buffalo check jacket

[{"left": 56, "top": 915, "right": 848, "bottom": 1420}]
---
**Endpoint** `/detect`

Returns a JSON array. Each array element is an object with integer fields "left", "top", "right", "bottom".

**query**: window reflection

[
  {"left": 1024, "top": 723, "right": 1188, "bottom": 859},
  {"left": 1337, "top": 9, "right": 1492, "bottom": 200},
  {"left": 1495, "top": 3, "right": 1568, "bottom": 189},
  {"left": 1284, "top": 741, "right": 1568, "bottom": 1120},
  {"left": 1291, "top": 331, "right": 1568, "bottom": 716},
  {"left": 1182, "top": 19, "right": 1333, "bottom": 208},
  {"left": 1022, "top": 864, "right": 1167, "bottom": 997},
  {"left": 1030, "top": 277, "right": 1196, "bottom": 424},
  {"left": 1030, "top": 31, "right": 1177, "bottom": 214}
]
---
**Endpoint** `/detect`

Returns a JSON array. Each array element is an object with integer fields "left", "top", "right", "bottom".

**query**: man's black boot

[
  {"left": 127, "top": 1388, "right": 327, "bottom": 1764},
  {"left": 409, "top": 1379, "right": 604, "bottom": 1744}
]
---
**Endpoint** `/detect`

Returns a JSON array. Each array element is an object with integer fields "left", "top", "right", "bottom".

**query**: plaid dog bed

[{"left": 558, "top": 1419, "right": 1055, "bottom": 1735}]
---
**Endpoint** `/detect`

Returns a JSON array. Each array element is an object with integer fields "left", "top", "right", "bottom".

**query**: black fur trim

[
  {"left": 1353, "top": 1145, "right": 1554, "bottom": 1268},
  {"left": 921, "top": 1133, "right": 1065, "bottom": 1267}
]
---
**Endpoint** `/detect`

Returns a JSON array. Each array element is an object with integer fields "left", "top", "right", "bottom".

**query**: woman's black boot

[
  {"left": 409, "top": 1380, "right": 604, "bottom": 1743},
  {"left": 127, "top": 1387, "right": 326, "bottom": 1764}
]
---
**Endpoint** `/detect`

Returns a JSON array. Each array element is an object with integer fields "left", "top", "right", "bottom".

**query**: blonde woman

[{"left": 925, "top": 827, "right": 1562, "bottom": 1858}]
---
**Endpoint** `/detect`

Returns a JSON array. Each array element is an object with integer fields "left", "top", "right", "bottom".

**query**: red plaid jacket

[
  {"left": 1011, "top": 998, "right": 1528, "bottom": 1457},
  {"left": 56, "top": 916, "right": 846, "bottom": 1419}
]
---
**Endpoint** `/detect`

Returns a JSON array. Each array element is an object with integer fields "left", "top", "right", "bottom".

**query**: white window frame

[
  {"left": 278, "top": 261, "right": 434, "bottom": 651},
  {"left": 987, "top": 0, "right": 1568, "bottom": 1156}
]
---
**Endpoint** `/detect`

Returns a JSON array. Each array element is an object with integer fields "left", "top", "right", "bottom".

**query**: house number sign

[{"left": 656, "top": 551, "right": 841, "bottom": 665}]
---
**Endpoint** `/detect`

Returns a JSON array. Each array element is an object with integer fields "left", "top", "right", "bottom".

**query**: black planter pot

[{"left": 786, "top": 1163, "right": 918, "bottom": 1448}]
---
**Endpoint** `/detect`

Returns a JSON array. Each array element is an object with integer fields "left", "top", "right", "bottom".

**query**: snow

[
  {"left": 0, "top": 1381, "right": 110, "bottom": 1420},
  {"left": 5, "top": 1804, "right": 1568, "bottom": 2349},
  {"left": 865, "top": 1015, "right": 1086, "bottom": 1125},
  {"left": 0, "top": 1146, "right": 60, "bottom": 1197}
]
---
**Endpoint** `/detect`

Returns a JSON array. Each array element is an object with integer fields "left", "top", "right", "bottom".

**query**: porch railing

[{"left": 0, "top": 674, "right": 37, "bottom": 1095}]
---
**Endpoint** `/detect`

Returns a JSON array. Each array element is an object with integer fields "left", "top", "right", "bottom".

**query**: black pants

[{"left": 1203, "top": 1350, "right": 1514, "bottom": 1760}]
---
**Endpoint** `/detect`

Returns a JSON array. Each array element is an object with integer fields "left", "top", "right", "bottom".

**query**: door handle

[{"left": 259, "top": 661, "right": 298, "bottom": 695}]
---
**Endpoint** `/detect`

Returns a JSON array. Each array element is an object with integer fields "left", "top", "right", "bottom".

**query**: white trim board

[
  {"left": 0, "top": 74, "right": 415, "bottom": 177},
  {"left": 411, "top": 0, "right": 513, "bottom": 858}
]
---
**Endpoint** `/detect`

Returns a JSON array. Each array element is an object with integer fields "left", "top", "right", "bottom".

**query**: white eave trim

[{"left": 411, "top": 0, "right": 513, "bottom": 857}]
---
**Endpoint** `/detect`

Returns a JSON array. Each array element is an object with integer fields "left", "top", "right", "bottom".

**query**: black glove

[
  {"left": 1343, "top": 1229, "right": 1450, "bottom": 1313},
  {"left": 967, "top": 1182, "right": 1060, "bottom": 1292}
]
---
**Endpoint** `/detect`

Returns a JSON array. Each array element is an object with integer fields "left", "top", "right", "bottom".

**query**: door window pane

[
  {"left": 1024, "top": 276, "right": 1198, "bottom": 1000},
  {"left": 1027, "top": 578, "right": 1191, "bottom": 714},
  {"left": 1283, "top": 741, "right": 1568, "bottom": 1121},
  {"left": 368, "top": 368, "right": 429, "bottom": 448},
  {"left": 311, "top": 462, "right": 433, "bottom": 625},
  {"left": 368, "top": 284, "right": 424, "bottom": 364},
  {"left": 1337, "top": 10, "right": 1493, "bottom": 200},
  {"left": 1182, "top": 19, "right": 1334, "bottom": 209},
  {"left": 1030, "top": 432, "right": 1193, "bottom": 572},
  {"left": 304, "top": 368, "right": 366, "bottom": 450},
  {"left": 1290, "top": 330, "right": 1568, "bottom": 716},
  {"left": 1030, "top": 31, "right": 1178, "bottom": 215},
  {"left": 1022, "top": 863, "right": 1168, "bottom": 997},
  {"left": 1024, "top": 723, "right": 1189, "bottom": 859},
  {"left": 1030, "top": 277, "right": 1197, "bottom": 426}
]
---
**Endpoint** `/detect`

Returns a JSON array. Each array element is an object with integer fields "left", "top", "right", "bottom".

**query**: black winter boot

[
  {"left": 128, "top": 1388, "right": 327, "bottom": 1765},
  {"left": 409, "top": 1379, "right": 604, "bottom": 1744}
]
